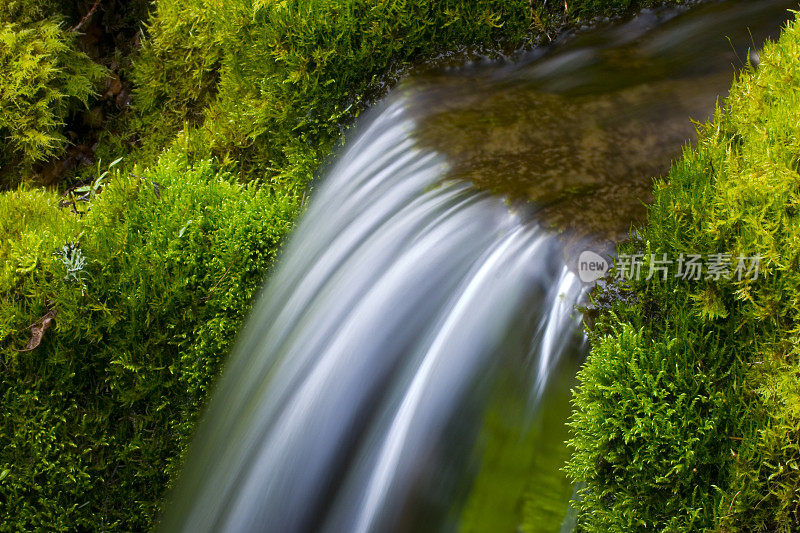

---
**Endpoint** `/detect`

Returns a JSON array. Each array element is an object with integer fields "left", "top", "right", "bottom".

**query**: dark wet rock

[
  {"left": 104, "top": 74, "right": 123, "bottom": 99},
  {"left": 83, "top": 106, "right": 104, "bottom": 128},
  {"left": 37, "top": 144, "right": 95, "bottom": 185},
  {"left": 116, "top": 87, "right": 132, "bottom": 108}
]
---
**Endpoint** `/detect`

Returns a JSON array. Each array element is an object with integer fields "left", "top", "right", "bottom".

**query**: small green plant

[
  {"left": 61, "top": 157, "right": 123, "bottom": 215},
  {"left": 74, "top": 157, "right": 123, "bottom": 199},
  {"left": 63, "top": 156, "right": 124, "bottom": 215}
]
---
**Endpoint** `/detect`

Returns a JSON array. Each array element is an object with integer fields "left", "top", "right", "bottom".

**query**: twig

[
  {"left": 200, "top": 261, "right": 236, "bottom": 302},
  {"left": 724, "top": 490, "right": 742, "bottom": 518},
  {"left": 71, "top": 0, "right": 101, "bottom": 33}
]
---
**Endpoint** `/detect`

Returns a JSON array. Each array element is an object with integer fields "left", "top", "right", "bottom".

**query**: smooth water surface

[{"left": 414, "top": 0, "right": 793, "bottom": 243}]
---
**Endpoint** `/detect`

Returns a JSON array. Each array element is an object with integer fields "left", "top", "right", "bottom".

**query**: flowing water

[{"left": 161, "top": 2, "right": 793, "bottom": 531}]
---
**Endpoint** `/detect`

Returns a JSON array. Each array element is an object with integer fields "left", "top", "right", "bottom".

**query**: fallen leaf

[{"left": 19, "top": 309, "right": 57, "bottom": 352}]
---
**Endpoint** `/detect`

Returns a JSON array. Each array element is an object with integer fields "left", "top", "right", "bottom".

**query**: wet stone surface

[{"left": 409, "top": 0, "right": 794, "bottom": 244}]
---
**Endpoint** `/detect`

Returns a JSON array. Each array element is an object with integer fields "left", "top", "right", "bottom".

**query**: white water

[
  {"left": 160, "top": 95, "right": 584, "bottom": 532},
  {"left": 159, "top": 3, "right": 794, "bottom": 530}
]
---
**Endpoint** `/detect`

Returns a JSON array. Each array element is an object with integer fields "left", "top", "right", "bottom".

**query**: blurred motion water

[{"left": 160, "top": 2, "right": 793, "bottom": 532}]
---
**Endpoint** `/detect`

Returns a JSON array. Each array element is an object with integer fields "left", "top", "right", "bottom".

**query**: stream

[{"left": 160, "top": 2, "right": 793, "bottom": 531}]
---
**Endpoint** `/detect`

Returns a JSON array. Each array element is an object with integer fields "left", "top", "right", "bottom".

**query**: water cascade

[{"left": 161, "top": 2, "right": 793, "bottom": 531}]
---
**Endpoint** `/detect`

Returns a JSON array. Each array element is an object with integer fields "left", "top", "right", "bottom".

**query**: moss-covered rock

[
  {"left": 0, "top": 19, "right": 105, "bottom": 187},
  {"left": 0, "top": 151, "right": 298, "bottom": 530},
  {"left": 568, "top": 13, "right": 800, "bottom": 532},
  {"left": 129, "top": 0, "right": 538, "bottom": 186},
  {"left": 129, "top": 0, "right": 663, "bottom": 188}
]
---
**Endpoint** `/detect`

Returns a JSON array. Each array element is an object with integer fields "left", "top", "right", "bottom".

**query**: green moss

[
  {"left": 567, "top": 13, "right": 800, "bottom": 532},
  {"left": 0, "top": 0, "right": 62, "bottom": 24},
  {"left": 0, "top": 19, "right": 106, "bottom": 187},
  {"left": 132, "top": 0, "right": 221, "bottom": 130},
  {"left": 127, "top": 0, "right": 676, "bottom": 188},
  {"left": 0, "top": 152, "right": 298, "bottom": 530}
]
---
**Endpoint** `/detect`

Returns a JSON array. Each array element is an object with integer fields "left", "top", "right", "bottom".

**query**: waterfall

[
  {"left": 159, "top": 2, "right": 794, "bottom": 531},
  {"left": 160, "top": 95, "right": 584, "bottom": 532}
]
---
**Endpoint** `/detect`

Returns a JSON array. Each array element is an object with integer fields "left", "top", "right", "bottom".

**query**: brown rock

[
  {"left": 104, "top": 75, "right": 123, "bottom": 99},
  {"left": 116, "top": 88, "right": 132, "bottom": 109},
  {"left": 83, "top": 106, "right": 104, "bottom": 128}
]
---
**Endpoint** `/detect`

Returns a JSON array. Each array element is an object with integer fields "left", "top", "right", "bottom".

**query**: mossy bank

[{"left": 568, "top": 12, "right": 800, "bottom": 531}]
